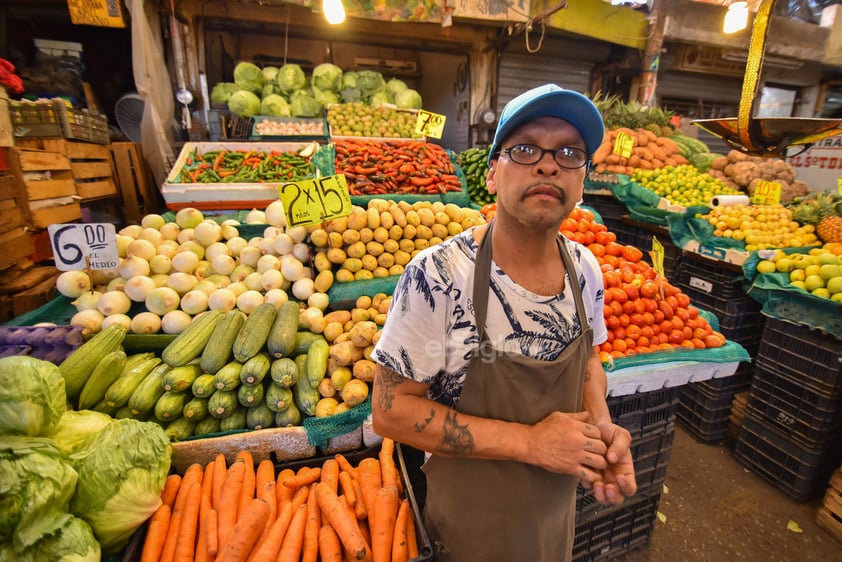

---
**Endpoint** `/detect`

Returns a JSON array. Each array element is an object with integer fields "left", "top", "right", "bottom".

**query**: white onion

[
  {"left": 220, "top": 222, "right": 240, "bottom": 241},
  {"left": 141, "top": 213, "right": 166, "bottom": 230},
  {"left": 239, "top": 246, "right": 262, "bottom": 267},
  {"left": 226, "top": 282, "right": 248, "bottom": 297},
  {"left": 138, "top": 228, "right": 164, "bottom": 248},
  {"left": 226, "top": 237, "right": 248, "bottom": 257},
  {"left": 272, "top": 233, "right": 294, "bottom": 256},
  {"left": 118, "top": 255, "right": 151, "bottom": 279},
  {"left": 72, "top": 290, "right": 103, "bottom": 311},
  {"left": 194, "top": 260, "right": 214, "bottom": 279},
  {"left": 119, "top": 224, "right": 142, "bottom": 238},
  {"left": 180, "top": 289, "right": 209, "bottom": 315},
  {"left": 71, "top": 309, "right": 105, "bottom": 335},
  {"left": 308, "top": 291, "right": 330, "bottom": 311},
  {"left": 257, "top": 254, "right": 281, "bottom": 274},
  {"left": 177, "top": 227, "right": 195, "bottom": 244},
  {"left": 90, "top": 269, "right": 118, "bottom": 286},
  {"left": 205, "top": 241, "right": 231, "bottom": 261},
  {"left": 194, "top": 220, "right": 223, "bottom": 246},
  {"left": 161, "top": 310, "right": 193, "bottom": 334},
  {"left": 124, "top": 275, "right": 157, "bottom": 302},
  {"left": 204, "top": 274, "right": 232, "bottom": 288},
  {"left": 208, "top": 288, "right": 237, "bottom": 311},
  {"left": 211, "top": 254, "right": 236, "bottom": 276},
  {"left": 127, "top": 239, "right": 157, "bottom": 261},
  {"left": 258, "top": 237, "right": 275, "bottom": 255},
  {"left": 243, "top": 272, "right": 264, "bottom": 292},
  {"left": 292, "top": 277, "right": 316, "bottom": 301},
  {"left": 145, "top": 286, "right": 180, "bottom": 315},
  {"left": 229, "top": 264, "right": 254, "bottom": 283},
  {"left": 264, "top": 288, "right": 289, "bottom": 308},
  {"left": 106, "top": 276, "right": 128, "bottom": 292},
  {"left": 150, "top": 273, "right": 170, "bottom": 287},
  {"left": 167, "top": 272, "right": 198, "bottom": 295},
  {"left": 156, "top": 240, "right": 180, "bottom": 258},
  {"left": 247, "top": 236, "right": 264, "bottom": 249},
  {"left": 263, "top": 226, "right": 283, "bottom": 239},
  {"left": 246, "top": 208, "right": 266, "bottom": 224},
  {"left": 280, "top": 256, "right": 305, "bottom": 282},
  {"left": 193, "top": 279, "right": 219, "bottom": 296},
  {"left": 178, "top": 240, "right": 205, "bottom": 259},
  {"left": 171, "top": 251, "right": 200, "bottom": 273},
  {"left": 131, "top": 311, "right": 162, "bottom": 334},
  {"left": 115, "top": 234, "right": 133, "bottom": 258},
  {"left": 265, "top": 200, "right": 287, "bottom": 227},
  {"left": 236, "top": 290, "right": 265, "bottom": 314},
  {"left": 102, "top": 313, "right": 132, "bottom": 331},
  {"left": 287, "top": 225, "right": 308, "bottom": 243},
  {"left": 159, "top": 222, "right": 181, "bottom": 241},
  {"left": 149, "top": 254, "right": 173, "bottom": 274},
  {"left": 56, "top": 270, "right": 92, "bottom": 298},
  {"left": 175, "top": 207, "right": 205, "bottom": 229},
  {"left": 292, "top": 242, "right": 310, "bottom": 263},
  {"left": 261, "top": 269, "right": 285, "bottom": 291}
]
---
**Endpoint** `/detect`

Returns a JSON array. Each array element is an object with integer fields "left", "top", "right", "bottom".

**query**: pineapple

[{"left": 817, "top": 215, "right": 842, "bottom": 243}]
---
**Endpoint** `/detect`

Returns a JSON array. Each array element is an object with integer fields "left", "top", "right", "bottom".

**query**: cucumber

[
  {"left": 127, "top": 363, "right": 171, "bottom": 416},
  {"left": 161, "top": 309, "right": 224, "bottom": 367},
  {"left": 78, "top": 349, "right": 127, "bottom": 410},
  {"left": 293, "top": 379, "right": 320, "bottom": 417},
  {"left": 200, "top": 309, "right": 246, "bottom": 374},
  {"left": 191, "top": 373, "right": 217, "bottom": 398},
  {"left": 213, "top": 361, "right": 243, "bottom": 391},
  {"left": 246, "top": 402, "right": 275, "bottom": 430},
  {"left": 194, "top": 415, "right": 221, "bottom": 437},
  {"left": 274, "top": 400, "right": 301, "bottom": 427},
  {"left": 237, "top": 382, "right": 265, "bottom": 408},
  {"left": 162, "top": 364, "right": 203, "bottom": 393},
  {"left": 154, "top": 391, "right": 190, "bottom": 422},
  {"left": 265, "top": 382, "right": 293, "bottom": 413},
  {"left": 240, "top": 352, "right": 272, "bottom": 386},
  {"left": 91, "top": 398, "right": 119, "bottom": 417},
  {"left": 105, "top": 356, "right": 162, "bottom": 408},
  {"left": 59, "top": 324, "right": 127, "bottom": 402},
  {"left": 270, "top": 357, "right": 299, "bottom": 388},
  {"left": 293, "top": 331, "right": 325, "bottom": 356},
  {"left": 232, "top": 303, "right": 277, "bottom": 362},
  {"left": 220, "top": 407, "right": 248, "bottom": 431},
  {"left": 208, "top": 389, "right": 239, "bottom": 419},
  {"left": 267, "top": 300, "right": 300, "bottom": 358}
]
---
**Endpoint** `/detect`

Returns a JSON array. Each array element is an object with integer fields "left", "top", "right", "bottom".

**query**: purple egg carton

[{"left": 0, "top": 325, "right": 85, "bottom": 363}]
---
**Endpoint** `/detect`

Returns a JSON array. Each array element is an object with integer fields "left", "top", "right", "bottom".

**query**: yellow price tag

[
  {"left": 278, "top": 174, "right": 352, "bottom": 227},
  {"left": 750, "top": 180, "right": 781, "bottom": 205},
  {"left": 613, "top": 131, "right": 634, "bottom": 159},
  {"left": 415, "top": 110, "right": 446, "bottom": 139},
  {"left": 837, "top": 177, "right": 842, "bottom": 195},
  {"left": 650, "top": 236, "right": 665, "bottom": 278}
]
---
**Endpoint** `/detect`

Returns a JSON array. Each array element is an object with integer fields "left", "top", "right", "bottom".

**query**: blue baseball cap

[{"left": 488, "top": 83, "right": 605, "bottom": 165}]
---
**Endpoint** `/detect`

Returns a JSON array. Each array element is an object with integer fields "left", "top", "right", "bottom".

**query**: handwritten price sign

[
  {"left": 750, "top": 180, "right": 781, "bottom": 205},
  {"left": 279, "top": 174, "right": 353, "bottom": 227},
  {"left": 613, "top": 131, "right": 634, "bottom": 159},
  {"left": 415, "top": 110, "right": 446, "bottom": 139},
  {"left": 48, "top": 223, "right": 119, "bottom": 271}
]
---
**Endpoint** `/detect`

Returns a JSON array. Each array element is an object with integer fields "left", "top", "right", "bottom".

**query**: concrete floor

[{"left": 617, "top": 425, "right": 842, "bottom": 562}]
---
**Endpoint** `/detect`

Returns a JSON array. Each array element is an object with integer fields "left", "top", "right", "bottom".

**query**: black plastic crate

[
  {"left": 582, "top": 192, "right": 629, "bottom": 240},
  {"left": 733, "top": 413, "right": 842, "bottom": 501},
  {"left": 745, "top": 361, "right": 842, "bottom": 447},
  {"left": 677, "top": 375, "right": 753, "bottom": 442},
  {"left": 677, "top": 288, "right": 765, "bottom": 354},
  {"left": 696, "top": 362, "right": 754, "bottom": 394},
  {"left": 577, "top": 429, "right": 674, "bottom": 518},
  {"left": 620, "top": 216, "right": 682, "bottom": 280},
  {"left": 573, "top": 490, "right": 662, "bottom": 561},
  {"left": 607, "top": 387, "right": 681, "bottom": 440},
  {"left": 674, "top": 253, "right": 749, "bottom": 300},
  {"left": 755, "top": 316, "right": 842, "bottom": 396}
]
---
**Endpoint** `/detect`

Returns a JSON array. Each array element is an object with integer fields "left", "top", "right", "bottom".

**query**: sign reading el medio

[
  {"left": 48, "top": 223, "right": 119, "bottom": 271},
  {"left": 786, "top": 135, "right": 842, "bottom": 194},
  {"left": 67, "top": 0, "right": 126, "bottom": 29}
]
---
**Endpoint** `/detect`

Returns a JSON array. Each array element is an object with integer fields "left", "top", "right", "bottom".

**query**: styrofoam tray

[{"left": 606, "top": 360, "right": 740, "bottom": 397}]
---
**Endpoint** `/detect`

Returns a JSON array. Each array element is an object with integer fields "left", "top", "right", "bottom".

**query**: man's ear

[{"left": 486, "top": 164, "right": 497, "bottom": 195}]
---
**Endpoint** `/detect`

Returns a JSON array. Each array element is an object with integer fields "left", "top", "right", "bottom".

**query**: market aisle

[{"left": 617, "top": 425, "right": 841, "bottom": 561}]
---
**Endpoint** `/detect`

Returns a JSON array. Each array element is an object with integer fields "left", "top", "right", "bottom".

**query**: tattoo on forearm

[
  {"left": 437, "top": 411, "right": 474, "bottom": 455},
  {"left": 377, "top": 369, "right": 406, "bottom": 411},
  {"left": 584, "top": 367, "right": 593, "bottom": 382},
  {"left": 413, "top": 409, "right": 435, "bottom": 432}
]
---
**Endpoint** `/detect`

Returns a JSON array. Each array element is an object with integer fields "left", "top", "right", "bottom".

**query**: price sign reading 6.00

[
  {"left": 47, "top": 223, "right": 119, "bottom": 271},
  {"left": 278, "top": 174, "right": 353, "bottom": 227}
]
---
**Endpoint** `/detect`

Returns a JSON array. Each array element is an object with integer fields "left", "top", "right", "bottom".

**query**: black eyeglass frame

[{"left": 498, "top": 143, "right": 591, "bottom": 170}]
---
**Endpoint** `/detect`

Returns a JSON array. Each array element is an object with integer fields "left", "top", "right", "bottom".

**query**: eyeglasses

[{"left": 500, "top": 144, "right": 589, "bottom": 170}]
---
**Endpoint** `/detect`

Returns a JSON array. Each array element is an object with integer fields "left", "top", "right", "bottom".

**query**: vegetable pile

[
  {"left": 327, "top": 102, "right": 422, "bottom": 139},
  {"left": 456, "top": 146, "right": 494, "bottom": 206},
  {"left": 173, "top": 147, "right": 316, "bottom": 184},
  {"left": 334, "top": 139, "right": 463, "bottom": 196},
  {"left": 140, "top": 438, "right": 421, "bottom": 562}
]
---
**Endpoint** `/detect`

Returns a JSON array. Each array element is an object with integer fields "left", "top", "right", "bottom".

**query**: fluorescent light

[
  {"left": 723, "top": 1, "right": 749, "bottom": 34},
  {"left": 323, "top": 0, "right": 345, "bottom": 25}
]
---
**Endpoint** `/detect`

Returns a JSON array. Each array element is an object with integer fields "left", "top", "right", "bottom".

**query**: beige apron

[{"left": 422, "top": 221, "right": 593, "bottom": 562}]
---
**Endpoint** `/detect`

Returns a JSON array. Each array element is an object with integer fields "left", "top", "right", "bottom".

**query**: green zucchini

[
  {"left": 78, "top": 349, "right": 127, "bottom": 410},
  {"left": 237, "top": 382, "right": 265, "bottom": 408},
  {"left": 208, "top": 389, "right": 239, "bottom": 419},
  {"left": 293, "top": 331, "right": 325, "bottom": 356},
  {"left": 305, "top": 339, "right": 330, "bottom": 389},
  {"left": 182, "top": 396, "right": 210, "bottom": 422},
  {"left": 127, "top": 363, "right": 171, "bottom": 416},
  {"left": 161, "top": 309, "right": 224, "bottom": 367},
  {"left": 91, "top": 398, "right": 119, "bottom": 417},
  {"left": 194, "top": 415, "right": 221, "bottom": 436},
  {"left": 292, "top": 379, "right": 320, "bottom": 417},
  {"left": 240, "top": 352, "right": 272, "bottom": 386},
  {"left": 233, "top": 303, "right": 277, "bottom": 362},
  {"left": 162, "top": 364, "right": 203, "bottom": 393},
  {"left": 265, "top": 382, "right": 293, "bottom": 413},
  {"left": 270, "top": 357, "right": 299, "bottom": 388},
  {"left": 266, "top": 300, "right": 300, "bottom": 358},
  {"left": 200, "top": 309, "right": 246, "bottom": 374},
  {"left": 114, "top": 405, "right": 134, "bottom": 419},
  {"left": 154, "top": 391, "right": 190, "bottom": 422},
  {"left": 104, "top": 356, "right": 162, "bottom": 408},
  {"left": 220, "top": 407, "right": 248, "bottom": 431},
  {"left": 165, "top": 417, "right": 196, "bottom": 441},
  {"left": 246, "top": 402, "right": 275, "bottom": 430},
  {"left": 191, "top": 373, "right": 217, "bottom": 398},
  {"left": 213, "top": 361, "right": 243, "bottom": 391},
  {"left": 59, "top": 324, "right": 127, "bottom": 402},
  {"left": 274, "top": 400, "right": 301, "bottom": 427}
]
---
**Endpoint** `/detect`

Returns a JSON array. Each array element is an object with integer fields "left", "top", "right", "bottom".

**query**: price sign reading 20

[{"left": 278, "top": 174, "right": 353, "bottom": 227}]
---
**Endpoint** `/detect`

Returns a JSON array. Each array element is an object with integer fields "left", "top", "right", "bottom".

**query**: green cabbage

[
  {"left": 357, "top": 70, "right": 386, "bottom": 101},
  {"left": 0, "top": 356, "right": 66, "bottom": 437},
  {"left": 262, "top": 66, "right": 279, "bottom": 83},
  {"left": 312, "top": 63, "right": 344, "bottom": 92},
  {"left": 395, "top": 88, "right": 423, "bottom": 109},
  {"left": 22, "top": 516, "right": 100, "bottom": 562},
  {"left": 386, "top": 77, "right": 408, "bottom": 98},
  {"left": 260, "top": 94, "right": 291, "bottom": 117},
  {"left": 342, "top": 70, "right": 359, "bottom": 89},
  {"left": 0, "top": 436, "right": 77, "bottom": 552},
  {"left": 370, "top": 90, "right": 394, "bottom": 108},
  {"left": 210, "top": 82, "right": 239, "bottom": 105},
  {"left": 312, "top": 86, "right": 340, "bottom": 106},
  {"left": 290, "top": 94, "right": 323, "bottom": 117},
  {"left": 47, "top": 410, "right": 113, "bottom": 456},
  {"left": 69, "top": 419, "right": 171, "bottom": 554},
  {"left": 262, "top": 82, "right": 283, "bottom": 98},
  {"left": 277, "top": 63, "right": 307, "bottom": 94},
  {"left": 233, "top": 61, "right": 265, "bottom": 93},
  {"left": 340, "top": 86, "right": 362, "bottom": 103},
  {"left": 227, "top": 90, "right": 261, "bottom": 117}
]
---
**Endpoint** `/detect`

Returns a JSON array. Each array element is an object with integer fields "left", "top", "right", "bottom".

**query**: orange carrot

[
  {"left": 319, "top": 525, "right": 344, "bottom": 562},
  {"left": 321, "top": 459, "right": 340, "bottom": 493},
  {"left": 212, "top": 453, "right": 227, "bottom": 509},
  {"left": 173, "top": 481, "right": 202, "bottom": 562},
  {"left": 202, "top": 460, "right": 215, "bottom": 499},
  {"left": 371, "top": 486, "right": 400, "bottom": 562},
  {"left": 206, "top": 508, "right": 219, "bottom": 557},
  {"left": 217, "top": 459, "right": 246, "bottom": 552},
  {"left": 359, "top": 518, "right": 372, "bottom": 553},
  {"left": 302, "top": 483, "right": 322, "bottom": 562},
  {"left": 357, "top": 458, "right": 382, "bottom": 522},
  {"left": 390, "top": 499, "right": 410, "bottom": 562},
  {"left": 255, "top": 459, "right": 277, "bottom": 541},
  {"left": 247, "top": 502, "right": 294, "bottom": 562},
  {"left": 378, "top": 439, "right": 400, "bottom": 493},
  {"left": 352, "top": 478, "right": 368, "bottom": 520},
  {"left": 291, "top": 484, "right": 311, "bottom": 511},
  {"left": 216, "top": 497, "right": 271, "bottom": 562},
  {"left": 276, "top": 468, "right": 296, "bottom": 507},
  {"left": 160, "top": 474, "right": 182, "bottom": 508},
  {"left": 277, "top": 503, "right": 308, "bottom": 561},
  {"left": 283, "top": 466, "right": 322, "bottom": 489},
  {"left": 335, "top": 453, "right": 359, "bottom": 480},
  {"left": 236, "top": 450, "right": 256, "bottom": 522},
  {"left": 339, "top": 471, "right": 357, "bottom": 508},
  {"left": 405, "top": 507, "right": 418, "bottom": 559},
  {"left": 140, "top": 503, "right": 171, "bottom": 562},
  {"left": 160, "top": 467, "right": 201, "bottom": 562},
  {"left": 316, "top": 482, "right": 371, "bottom": 561},
  {"left": 195, "top": 491, "right": 213, "bottom": 562}
]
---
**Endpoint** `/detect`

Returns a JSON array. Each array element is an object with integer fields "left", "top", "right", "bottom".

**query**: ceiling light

[
  {"left": 723, "top": 1, "right": 749, "bottom": 34},
  {"left": 323, "top": 0, "right": 345, "bottom": 25}
]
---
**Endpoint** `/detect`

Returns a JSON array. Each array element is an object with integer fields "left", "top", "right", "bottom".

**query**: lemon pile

[
  {"left": 756, "top": 245, "right": 842, "bottom": 302},
  {"left": 698, "top": 204, "right": 820, "bottom": 251},
  {"left": 631, "top": 165, "right": 742, "bottom": 207}
]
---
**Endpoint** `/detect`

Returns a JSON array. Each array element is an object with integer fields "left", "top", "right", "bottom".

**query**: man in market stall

[{"left": 371, "top": 83, "right": 636, "bottom": 562}]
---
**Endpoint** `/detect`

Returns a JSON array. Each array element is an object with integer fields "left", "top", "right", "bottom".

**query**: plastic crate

[
  {"left": 607, "top": 387, "right": 681, "bottom": 440},
  {"left": 8, "top": 101, "right": 63, "bottom": 137},
  {"left": 745, "top": 360, "right": 842, "bottom": 447},
  {"left": 582, "top": 192, "right": 628, "bottom": 238},
  {"left": 673, "top": 253, "right": 748, "bottom": 300},
  {"left": 733, "top": 413, "right": 842, "bottom": 501},
  {"left": 676, "top": 287, "right": 765, "bottom": 354},
  {"left": 573, "top": 490, "right": 662, "bottom": 561},
  {"left": 677, "top": 378, "right": 752, "bottom": 442},
  {"left": 755, "top": 316, "right": 842, "bottom": 396},
  {"left": 695, "top": 362, "right": 754, "bottom": 393}
]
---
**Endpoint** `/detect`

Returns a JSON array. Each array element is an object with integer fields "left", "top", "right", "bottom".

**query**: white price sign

[{"left": 48, "top": 223, "right": 119, "bottom": 271}]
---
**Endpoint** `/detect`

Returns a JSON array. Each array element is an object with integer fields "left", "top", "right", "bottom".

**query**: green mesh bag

[{"left": 303, "top": 396, "right": 372, "bottom": 449}]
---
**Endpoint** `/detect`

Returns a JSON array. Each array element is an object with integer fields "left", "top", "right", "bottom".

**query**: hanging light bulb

[
  {"left": 723, "top": 1, "right": 749, "bottom": 34},
  {"left": 323, "top": 0, "right": 345, "bottom": 25}
]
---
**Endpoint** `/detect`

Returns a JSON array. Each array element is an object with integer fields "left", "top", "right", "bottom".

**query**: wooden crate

[
  {"left": 817, "top": 468, "right": 842, "bottom": 544},
  {"left": 5, "top": 145, "right": 81, "bottom": 229},
  {"left": 0, "top": 157, "right": 35, "bottom": 271},
  {"left": 110, "top": 142, "right": 162, "bottom": 224},
  {"left": 0, "top": 264, "right": 59, "bottom": 319},
  {"left": 15, "top": 138, "right": 117, "bottom": 200}
]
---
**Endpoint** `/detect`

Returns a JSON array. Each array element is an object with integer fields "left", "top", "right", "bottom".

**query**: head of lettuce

[
  {"left": 69, "top": 418, "right": 172, "bottom": 554},
  {"left": 0, "top": 356, "right": 66, "bottom": 437}
]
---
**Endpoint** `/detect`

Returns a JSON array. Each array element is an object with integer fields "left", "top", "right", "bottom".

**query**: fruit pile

[
  {"left": 591, "top": 128, "right": 688, "bottom": 176},
  {"left": 456, "top": 146, "right": 494, "bottom": 206},
  {"left": 697, "top": 203, "right": 820, "bottom": 251},
  {"left": 786, "top": 191, "right": 842, "bottom": 244},
  {"left": 327, "top": 102, "right": 422, "bottom": 138},
  {"left": 755, "top": 243, "right": 842, "bottom": 302},
  {"left": 630, "top": 164, "right": 743, "bottom": 207}
]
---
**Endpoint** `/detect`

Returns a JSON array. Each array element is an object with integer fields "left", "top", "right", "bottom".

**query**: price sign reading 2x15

[
  {"left": 279, "top": 174, "right": 353, "bottom": 227},
  {"left": 48, "top": 223, "right": 120, "bottom": 271}
]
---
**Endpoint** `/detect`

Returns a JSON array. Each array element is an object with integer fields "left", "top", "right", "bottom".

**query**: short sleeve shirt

[{"left": 371, "top": 228, "right": 607, "bottom": 409}]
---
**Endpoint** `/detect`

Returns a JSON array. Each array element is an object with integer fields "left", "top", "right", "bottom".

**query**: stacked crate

[
  {"left": 816, "top": 466, "right": 842, "bottom": 545},
  {"left": 5, "top": 145, "right": 81, "bottom": 228},
  {"left": 734, "top": 316, "right": 842, "bottom": 501},
  {"left": 672, "top": 253, "right": 762, "bottom": 442}
]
